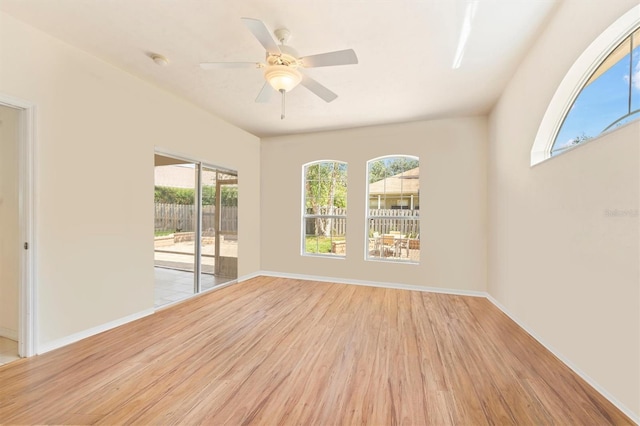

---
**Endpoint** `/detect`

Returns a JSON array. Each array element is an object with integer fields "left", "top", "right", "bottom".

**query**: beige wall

[
  {"left": 0, "top": 105, "right": 20, "bottom": 339},
  {"left": 1, "top": 0, "right": 637, "bottom": 417},
  {"left": 0, "top": 11, "right": 261, "bottom": 349},
  {"left": 488, "top": 0, "right": 639, "bottom": 418},
  {"left": 262, "top": 118, "right": 487, "bottom": 292}
]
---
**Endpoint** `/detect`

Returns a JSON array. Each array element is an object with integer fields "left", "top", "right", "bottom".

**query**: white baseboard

[
  {"left": 37, "top": 308, "right": 154, "bottom": 355},
  {"left": 155, "top": 279, "right": 243, "bottom": 312},
  {"left": 258, "top": 270, "right": 488, "bottom": 297},
  {"left": 237, "top": 271, "right": 264, "bottom": 282},
  {"left": 486, "top": 295, "right": 639, "bottom": 424},
  {"left": 0, "top": 327, "right": 18, "bottom": 341}
]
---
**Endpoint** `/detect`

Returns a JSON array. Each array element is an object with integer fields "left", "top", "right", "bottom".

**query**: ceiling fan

[{"left": 200, "top": 18, "right": 358, "bottom": 119}]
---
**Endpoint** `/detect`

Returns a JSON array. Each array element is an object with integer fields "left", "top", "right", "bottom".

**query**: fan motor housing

[{"left": 266, "top": 45, "right": 300, "bottom": 68}]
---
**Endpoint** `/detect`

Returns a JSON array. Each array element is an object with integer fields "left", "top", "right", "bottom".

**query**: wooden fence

[
  {"left": 304, "top": 208, "right": 419, "bottom": 237},
  {"left": 157, "top": 204, "right": 417, "bottom": 237},
  {"left": 304, "top": 207, "right": 348, "bottom": 236},
  {"left": 155, "top": 203, "right": 238, "bottom": 234},
  {"left": 368, "top": 208, "right": 420, "bottom": 237}
]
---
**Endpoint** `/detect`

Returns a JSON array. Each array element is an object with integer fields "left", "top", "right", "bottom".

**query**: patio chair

[
  {"left": 381, "top": 234, "right": 397, "bottom": 257},
  {"left": 397, "top": 236, "right": 409, "bottom": 258},
  {"left": 369, "top": 232, "right": 381, "bottom": 256}
]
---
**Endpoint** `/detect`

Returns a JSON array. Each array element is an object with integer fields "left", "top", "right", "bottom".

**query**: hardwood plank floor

[{"left": 0, "top": 276, "right": 633, "bottom": 425}]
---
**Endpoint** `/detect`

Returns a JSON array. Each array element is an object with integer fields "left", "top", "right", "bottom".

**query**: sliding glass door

[
  {"left": 153, "top": 156, "right": 197, "bottom": 305},
  {"left": 199, "top": 168, "right": 238, "bottom": 290},
  {"left": 154, "top": 153, "right": 238, "bottom": 307}
]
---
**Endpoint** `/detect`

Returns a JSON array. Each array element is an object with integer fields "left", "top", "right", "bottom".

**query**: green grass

[
  {"left": 154, "top": 229, "right": 175, "bottom": 237},
  {"left": 305, "top": 236, "right": 343, "bottom": 254}
]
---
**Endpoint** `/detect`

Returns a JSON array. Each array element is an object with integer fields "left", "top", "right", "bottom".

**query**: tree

[
  {"left": 221, "top": 186, "right": 238, "bottom": 206},
  {"left": 368, "top": 160, "right": 387, "bottom": 183},
  {"left": 202, "top": 186, "right": 215, "bottom": 205},
  {"left": 368, "top": 157, "right": 418, "bottom": 183},
  {"left": 305, "top": 162, "right": 347, "bottom": 237},
  {"left": 155, "top": 186, "right": 195, "bottom": 204},
  {"left": 570, "top": 132, "right": 592, "bottom": 146},
  {"left": 388, "top": 157, "right": 419, "bottom": 176},
  {"left": 155, "top": 185, "right": 238, "bottom": 206}
]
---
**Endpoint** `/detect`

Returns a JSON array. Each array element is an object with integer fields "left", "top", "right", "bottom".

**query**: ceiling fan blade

[
  {"left": 255, "top": 82, "right": 273, "bottom": 103},
  {"left": 200, "top": 62, "right": 260, "bottom": 69},
  {"left": 300, "top": 73, "right": 338, "bottom": 103},
  {"left": 301, "top": 49, "right": 358, "bottom": 68},
  {"left": 241, "top": 18, "right": 281, "bottom": 55}
]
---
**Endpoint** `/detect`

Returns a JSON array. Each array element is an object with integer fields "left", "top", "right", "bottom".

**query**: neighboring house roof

[{"left": 369, "top": 167, "right": 419, "bottom": 196}]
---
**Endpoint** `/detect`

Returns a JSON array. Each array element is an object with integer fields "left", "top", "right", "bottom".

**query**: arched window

[
  {"left": 553, "top": 28, "right": 639, "bottom": 155},
  {"left": 366, "top": 156, "right": 420, "bottom": 263},
  {"left": 531, "top": 5, "right": 640, "bottom": 165},
  {"left": 302, "top": 161, "right": 347, "bottom": 257}
]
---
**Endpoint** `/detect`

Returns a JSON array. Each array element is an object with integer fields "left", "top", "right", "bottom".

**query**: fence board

[
  {"left": 368, "top": 208, "right": 419, "bottom": 236},
  {"left": 155, "top": 203, "right": 238, "bottom": 234},
  {"left": 303, "top": 208, "right": 419, "bottom": 238}
]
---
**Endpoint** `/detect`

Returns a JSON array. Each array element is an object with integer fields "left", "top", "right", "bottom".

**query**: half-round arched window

[
  {"left": 531, "top": 5, "right": 640, "bottom": 165},
  {"left": 552, "top": 28, "right": 639, "bottom": 155}
]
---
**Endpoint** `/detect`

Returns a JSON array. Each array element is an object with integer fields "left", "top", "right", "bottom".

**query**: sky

[{"left": 552, "top": 43, "right": 640, "bottom": 154}]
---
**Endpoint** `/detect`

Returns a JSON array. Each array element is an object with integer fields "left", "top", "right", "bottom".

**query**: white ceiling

[{"left": 0, "top": 0, "right": 559, "bottom": 138}]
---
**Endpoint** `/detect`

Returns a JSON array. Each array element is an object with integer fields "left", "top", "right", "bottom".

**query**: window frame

[
  {"left": 365, "top": 155, "right": 420, "bottom": 264},
  {"left": 301, "top": 160, "right": 348, "bottom": 258},
  {"left": 531, "top": 5, "right": 640, "bottom": 166}
]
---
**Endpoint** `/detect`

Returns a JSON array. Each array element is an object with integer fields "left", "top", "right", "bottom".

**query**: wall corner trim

[
  {"left": 486, "top": 294, "right": 639, "bottom": 424},
  {"left": 37, "top": 308, "right": 154, "bottom": 355}
]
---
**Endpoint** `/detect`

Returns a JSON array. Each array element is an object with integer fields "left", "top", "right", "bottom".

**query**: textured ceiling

[{"left": 0, "top": 0, "right": 559, "bottom": 137}]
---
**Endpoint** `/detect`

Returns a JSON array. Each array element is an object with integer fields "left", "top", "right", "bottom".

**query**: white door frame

[{"left": 0, "top": 93, "right": 37, "bottom": 357}]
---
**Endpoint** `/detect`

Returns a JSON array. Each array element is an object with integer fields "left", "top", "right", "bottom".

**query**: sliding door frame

[
  {"left": 154, "top": 148, "right": 237, "bottom": 297},
  {"left": 194, "top": 163, "right": 202, "bottom": 293}
]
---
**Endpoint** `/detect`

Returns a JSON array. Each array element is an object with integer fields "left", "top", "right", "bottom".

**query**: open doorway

[
  {"left": 0, "top": 104, "right": 20, "bottom": 365},
  {"left": 0, "top": 95, "right": 35, "bottom": 361},
  {"left": 153, "top": 153, "right": 238, "bottom": 307}
]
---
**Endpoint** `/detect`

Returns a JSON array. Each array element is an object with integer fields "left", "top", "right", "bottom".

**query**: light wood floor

[{"left": 0, "top": 276, "right": 633, "bottom": 425}]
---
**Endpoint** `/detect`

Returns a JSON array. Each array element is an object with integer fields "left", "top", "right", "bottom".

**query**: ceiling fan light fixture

[{"left": 264, "top": 64, "right": 302, "bottom": 92}]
